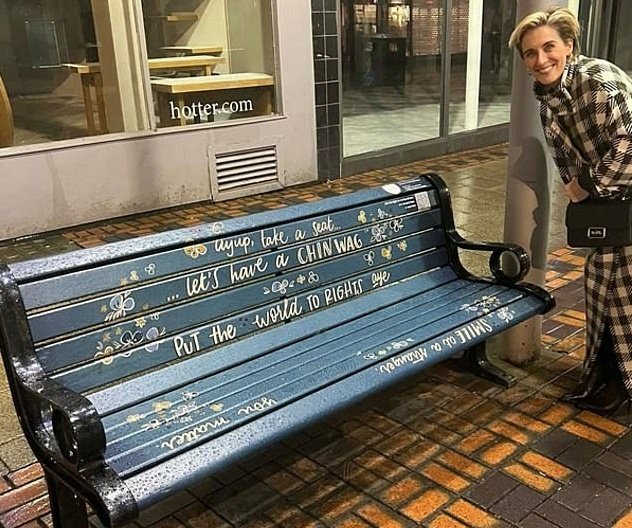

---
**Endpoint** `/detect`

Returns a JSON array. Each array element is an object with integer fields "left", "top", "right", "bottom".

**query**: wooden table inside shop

[
  {"left": 161, "top": 45, "right": 223, "bottom": 56},
  {"left": 63, "top": 62, "right": 107, "bottom": 134},
  {"left": 151, "top": 72, "right": 274, "bottom": 127},
  {"left": 64, "top": 56, "right": 225, "bottom": 134}
]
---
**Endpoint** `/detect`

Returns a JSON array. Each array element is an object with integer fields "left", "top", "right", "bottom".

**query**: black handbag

[{"left": 565, "top": 196, "right": 632, "bottom": 247}]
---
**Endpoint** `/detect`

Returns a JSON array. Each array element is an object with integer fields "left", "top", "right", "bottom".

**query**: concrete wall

[{"left": 0, "top": 0, "right": 317, "bottom": 240}]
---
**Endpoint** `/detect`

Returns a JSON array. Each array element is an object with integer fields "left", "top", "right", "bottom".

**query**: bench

[{"left": 0, "top": 173, "right": 554, "bottom": 527}]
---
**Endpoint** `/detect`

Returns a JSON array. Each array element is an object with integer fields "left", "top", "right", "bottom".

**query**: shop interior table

[
  {"left": 64, "top": 56, "right": 226, "bottom": 134},
  {"left": 161, "top": 45, "right": 224, "bottom": 56},
  {"left": 150, "top": 72, "right": 274, "bottom": 127}
]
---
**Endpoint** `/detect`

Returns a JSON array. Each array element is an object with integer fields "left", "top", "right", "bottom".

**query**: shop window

[
  {"left": 0, "top": 0, "right": 279, "bottom": 151},
  {"left": 0, "top": 0, "right": 151, "bottom": 149},
  {"left": 141, "top": 0, "right": 278, "bottom": 128}
]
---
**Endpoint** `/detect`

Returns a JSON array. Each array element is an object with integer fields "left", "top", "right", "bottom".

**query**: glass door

[
  {"left": 340, "top": 0, "right": 444, "bottom": 157},
  {"left": 448, "top": 0, "right": 515, "bottom": 134}
]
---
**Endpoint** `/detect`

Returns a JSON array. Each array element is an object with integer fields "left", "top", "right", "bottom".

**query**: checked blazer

[{"left": 535, "top": 55, "right": 632, "bottom": 394}]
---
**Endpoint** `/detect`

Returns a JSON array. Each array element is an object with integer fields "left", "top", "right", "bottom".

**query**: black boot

[
  {"left": 561, "top": 362, "right": 607, "bottom": 403},
  {"left": 575, "top": 376, "right": 631, "bottom": 414},
  {"left": 576, "top": 327, "right": 631, "bottom": 414}
]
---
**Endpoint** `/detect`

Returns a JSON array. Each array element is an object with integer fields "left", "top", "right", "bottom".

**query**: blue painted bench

[{"left": 0, "top": 173, "right": 554, "bottom": 527}]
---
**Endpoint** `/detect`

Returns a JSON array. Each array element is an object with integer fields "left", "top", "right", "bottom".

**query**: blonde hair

[{"left": 508, "top": 6, "right": 580, "bottom": 59}]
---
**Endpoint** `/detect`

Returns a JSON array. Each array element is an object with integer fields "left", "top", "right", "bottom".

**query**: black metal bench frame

[{"left": 0, "top": 173, "right": 554, "bottom": 527}]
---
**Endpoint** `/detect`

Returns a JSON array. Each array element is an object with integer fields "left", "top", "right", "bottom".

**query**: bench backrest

[{"left": 6, "top": 175, "right": 457, "bottom": 409}]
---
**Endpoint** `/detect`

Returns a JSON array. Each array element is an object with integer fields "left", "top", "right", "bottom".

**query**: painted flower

[
  {"left": 120, "top": 330, "right": 143, "bottom": 347},
  {"left": 106, "top": 292, "right": 135, "bottom": 321},
  {"left": 497, "top": 307, "right": 515, "bottom": 322},
  {"left": 371, "top": 224, "right": 387, "bottom": 243},
  {"left": 144, "top": 326, "right": 162, "bottom": 352},
  {"left": 153, "top": 401, "right": 172, "bottom": 412},
  {"left": 94, "top": 345, "right": 115, "bottom": 366},
  {"left": 389, "top": 218, "right": 404, "bottom": 232},
  {"left": 141, "top": 419, "right": 161, "bottom": 432},
  {"left": 184, "top": 244, "right": 208, "bottom": 259},
  {"left": 271, "top": 279, "right": 289, "bottom": 294},
  {"left": 210, "top": 222, "right": 225, "bottom": 235}
]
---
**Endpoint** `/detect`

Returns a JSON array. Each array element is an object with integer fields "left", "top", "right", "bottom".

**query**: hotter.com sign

[{"left": 169, "top": 99, "right": 255, "bottom": 120}]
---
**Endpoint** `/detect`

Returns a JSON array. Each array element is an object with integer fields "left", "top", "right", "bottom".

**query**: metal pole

[{"left": 500, "top": 0, "right": 567, "bottom": 365}]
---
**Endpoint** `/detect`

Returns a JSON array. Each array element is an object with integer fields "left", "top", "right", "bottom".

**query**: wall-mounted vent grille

[{"left": 215, "top": 146, "right": 279, "bottom": 193}]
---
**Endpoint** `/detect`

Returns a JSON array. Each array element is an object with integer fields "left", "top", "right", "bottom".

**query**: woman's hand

[{"left": 565, "top": 176, "right": 590, "bottom": 202}]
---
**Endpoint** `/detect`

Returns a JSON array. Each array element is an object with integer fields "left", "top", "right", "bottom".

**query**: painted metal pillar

[{"left": 500, "top": 0, "right": 568, "bottom": 364}]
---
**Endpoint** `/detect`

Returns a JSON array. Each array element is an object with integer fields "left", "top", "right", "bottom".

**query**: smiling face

[{"left": 521, "top": 24, "right": 574, "bottom": 86}]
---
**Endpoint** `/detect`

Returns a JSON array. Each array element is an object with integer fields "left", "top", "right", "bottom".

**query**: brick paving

[{"left": 2, "top": 144, "right": 632, "bottom": 528}]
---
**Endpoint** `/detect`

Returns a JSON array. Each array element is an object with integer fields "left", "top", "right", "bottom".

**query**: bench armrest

[
  {"left": 448, "top": 231, "right": 530, "bottom": 284},
  {"left": 0, "top": 264, "right": 106, "bottom": 470},
  {"left": 422, "top": 172, "right": 530, "bottom": 284},
  {"left": 30, "top": 378, "right": 107, "bottom": 468}
]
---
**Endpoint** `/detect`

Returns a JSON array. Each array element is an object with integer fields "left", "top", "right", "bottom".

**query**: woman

[{"left": 509, "top": 7, "right": 632, "bottom": 413}]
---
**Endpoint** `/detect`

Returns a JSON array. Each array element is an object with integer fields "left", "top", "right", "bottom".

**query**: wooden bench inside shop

[
  {"left": 0, "top": 173, "right": 554, "bottom": 528},
  {"left": 151, "top": 72, "right": 274, "bottom": 127}
]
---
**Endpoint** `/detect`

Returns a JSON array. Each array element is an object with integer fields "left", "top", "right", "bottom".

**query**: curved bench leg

[
  {"left": 44, "top": 469, "right": 88, "bottom": 528},
  {"left": 463, "top": 342, "right": 516, "bottom": 388}
]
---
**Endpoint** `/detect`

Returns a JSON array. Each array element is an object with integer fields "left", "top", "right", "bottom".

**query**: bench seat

[
  {"left": 105, "top": 273, "right": 544, "bottom": 508},
  {"left": 0, "top": 173, "right": 554, "bottom": 527}
]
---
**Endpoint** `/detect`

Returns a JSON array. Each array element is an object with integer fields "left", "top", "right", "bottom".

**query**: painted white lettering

[
  {"left": 160, "top": 416, "right": 231, "bottom": 450},
  {"left": 214, "top": 236, "right": 254, "bottom": 257},
  {"left": 237, "top": 396, "right": 277, "bottom": 416},
  {"left": 323, "top": 279, "right": 364, "bottom": 306},
  {"left": 185, "top": 269, "right": 220, "bottom": 297},
  {"left": 371, "top": 271, "right": 391, "bottom": 288},
  {"left": 333, "top": 234, "right": 363, "bottom": 254},
  {"left": 294, "top": 229, "right": 307, "bottom": 241},
  {"left": 210, "top": 324, "right": 237, "bottom": 345},
  {"left": 306, "top": 294, "right": 321, "bottom": 311},
  {"left": 253, "top": 298, "right": 304, "bottom": 329},
  {"left": 379, "top": 346, "right": 428, "bottom": 374},
  {"left": 455, "top": 319, "right": 493, "bottom": 344},
  {"left": 297, "top": 240, "right": 334, "bottom": 264},
  {"left": 229, "top": 257, "right": 269, "bottom": 283},
  {"left": 275, "top": 253, "right": 290, "bottom": 270},
  {"left": 260, "top": 228, "right": 289, "bottom": 248},
  {"left": 311, "top": 216, "right": 336, "bottom": 236},
  {"left": 174, "top": 331, "right": 201, "bottom": 357}
]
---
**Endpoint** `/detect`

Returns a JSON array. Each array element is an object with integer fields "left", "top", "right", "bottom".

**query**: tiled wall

[{"left": 311, "top": 0, "right": 341, "bottom": 180}]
